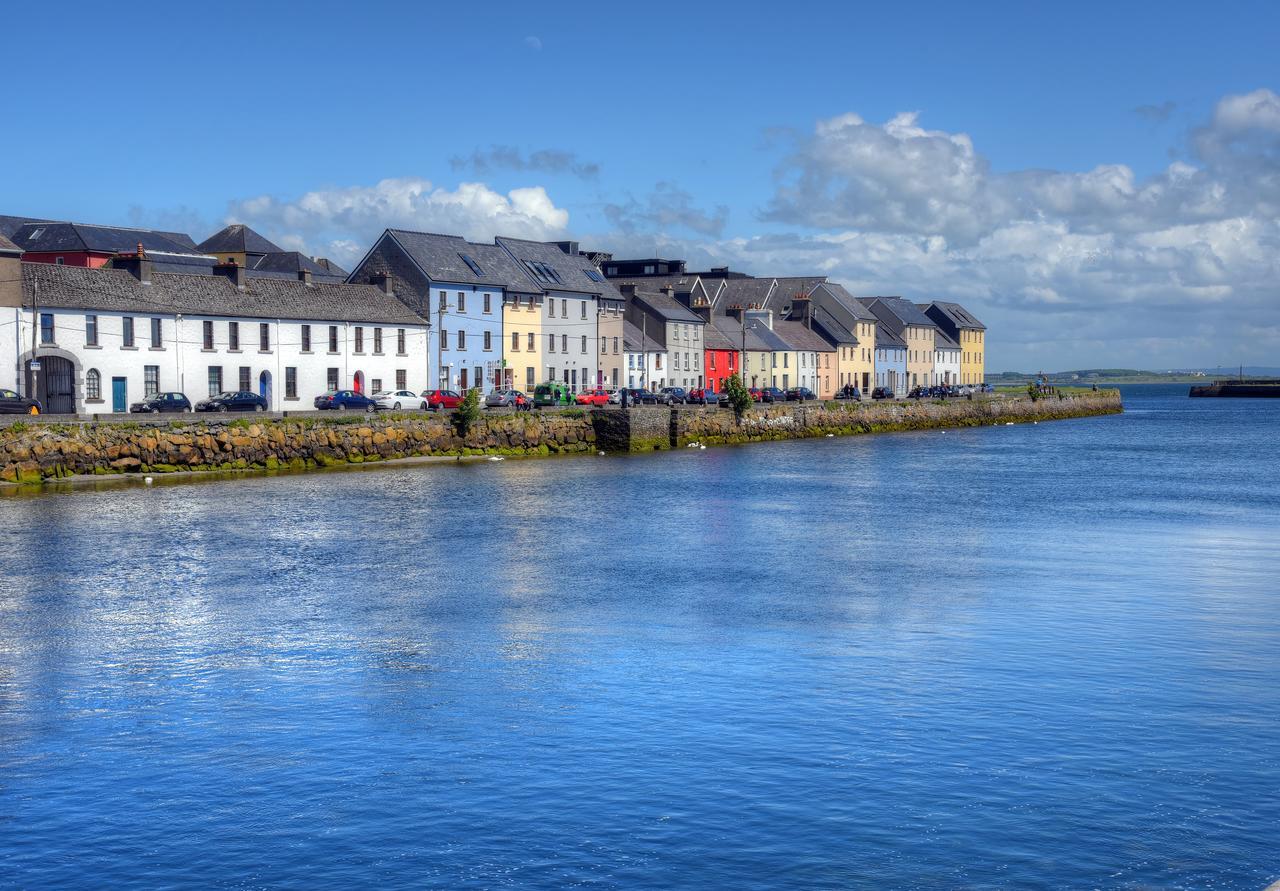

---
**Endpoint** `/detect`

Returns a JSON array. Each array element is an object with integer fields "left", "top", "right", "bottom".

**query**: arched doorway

[
  {"left": 353, "top": 370, "right": 364, "bottom": 394},
  {"left": 23, "top": 353, "right": 77, "bottom": 414},
  {"left": 259, "top": 370, "right": 272, "bottom": 408}
]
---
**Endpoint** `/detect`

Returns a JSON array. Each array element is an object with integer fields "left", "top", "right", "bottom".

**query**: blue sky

[{"left": 4, "top": 0, "right": 1279, "bottom": 371}]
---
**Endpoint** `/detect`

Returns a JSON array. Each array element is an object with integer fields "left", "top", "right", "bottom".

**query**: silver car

[
  {"left": 373, "top": 389, "right": 427, "bottom": 411},
  {"left": 485, "top": 389, "right": 527, "bottom": 408}
]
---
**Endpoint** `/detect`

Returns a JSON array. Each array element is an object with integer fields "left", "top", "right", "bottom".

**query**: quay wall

[{"left": 0, "top": 392, "right": 1121, "bottom": 485}]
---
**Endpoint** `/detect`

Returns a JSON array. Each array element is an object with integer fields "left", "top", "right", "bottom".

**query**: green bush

[
  {"left": 722, "top": 373, "right": 754, "bottom": 420},
  {"left": 453, "top": 388, "right": 482, "bottom": 437}
]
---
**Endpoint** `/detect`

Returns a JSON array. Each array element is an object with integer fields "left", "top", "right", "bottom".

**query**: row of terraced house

[{"left": 0, "top": 214, "right": 985, "bottom": 415}]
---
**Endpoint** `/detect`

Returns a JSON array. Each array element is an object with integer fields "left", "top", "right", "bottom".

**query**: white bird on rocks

[
  {"left": 487, "top": 456, "right": 505, "bottom": 462},
  {"left": 144, "top": 476, "right": 154, "bottom": 485}
]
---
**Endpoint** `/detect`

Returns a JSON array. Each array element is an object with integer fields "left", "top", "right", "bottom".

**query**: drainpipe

[
  {"left": 175, "top": 313, "right": 184, "bottom": 401},
  {"left": 28, "top": 279, "right": 38, "bottom": 403},
  {"left": 275, "top": 318, "right": 282, "bottom": 411}
]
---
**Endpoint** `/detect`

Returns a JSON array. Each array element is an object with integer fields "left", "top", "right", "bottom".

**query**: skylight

[
  {"left": 582, "top": 268, "right": 604, "bottom": 283},
  {"left": 29, "top": 227, "right": 44, "bottom": 240},
  {"left": 458, "top": 253, "right": 484, "bottom": 276}
]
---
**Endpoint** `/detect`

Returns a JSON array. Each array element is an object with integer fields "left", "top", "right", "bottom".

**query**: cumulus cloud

[
  {"left": 746, "top": 90, "right": 1280, "bottom": 368},
  {"left": 450, "top": 146, "right": 599, "bottom": 180},
  {"left": 226, "top": 177, "right": 569, "bottom": 266},
  {"left": 604, "top": 181, "right": 729, "bottom": 238}
]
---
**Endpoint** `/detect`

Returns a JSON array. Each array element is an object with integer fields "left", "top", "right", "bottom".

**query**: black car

[
  {"left": 759, "top": 387, "right": 785, "bottom": 403},
  {"left": 786, "top": 387, "right": 817, "bottom": 402},
  {"left": 0, "top": 388, "right": 40, "bottom": 415},
  {"left": 195, "top": 391, "right": 268, "bottom": 413},
  {"left": 659, "top": 387, "right": 688, "bottom": 405},
  {"left": 834, "top": 385, "right": 861, "bottom": 400},
  {"left": 620, "top": 387, "right": 659, "bottom": 405},
  {"left": 871, "top": 387, "right": 895, "bottom": 400},
  {"left": 130, "top": 392, "right": 192, "bottom": 414}
]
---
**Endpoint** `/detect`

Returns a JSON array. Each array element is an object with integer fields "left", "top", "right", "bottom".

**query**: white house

[
  {"left": 933, "top": 330, "right": 962, "bottom": 386},
  {"left": 1, "top": 246, "right": 430, "bottom": 415}
]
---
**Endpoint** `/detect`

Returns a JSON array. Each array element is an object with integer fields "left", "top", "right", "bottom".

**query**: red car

[
  {"left": 422, "top": 389, "right": 463, "bottom": 411},
  {"left": 748, "top": 387, "right": 764, "bottom": 402},
  {"left": 575, "top": 388, "right": 610, "bottom": 407}
]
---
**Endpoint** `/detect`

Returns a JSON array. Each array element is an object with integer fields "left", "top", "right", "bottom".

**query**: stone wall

[{"left": 0, "top": 411, "right": 598, "bottom": 484}]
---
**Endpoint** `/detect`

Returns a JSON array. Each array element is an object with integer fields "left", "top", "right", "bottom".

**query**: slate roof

[
  {"left": 774, "top": 318, "right": 837, "bottom": 353},
  {"left": 315, "top": 258, "right": 348, "bottom": 277},
  {"left": 810, "top": 305, "right": 857, "bottom": 347},
  {"left": 623, "top": 319, "right": 657, "bottom": 352},
  {"left": 711, "top": 316, "right": 776, "bottom": 353},
  {"left": 813, "top": 281, "right": 878, "bottom": 322},
  {"left": 198, "top": 224, "right": 283, "bottom": 255},
  {"left": 631, "top": 288, "right": 705, "bottom": 324},
  {"left": 608, "top": 273, "right": 701, "bottom": 295},
  {"left": 12, "top": 222, "right": 208, "bottom": 258},
  {"left": 713, "top": 277, "right": 775, "bottom": 313},
  {"left": 875, "top": 326, "right": 908, "bottom": 350},
  {"left": 922, "top": 300, "right": 986, "bottom": 331},
  {"left": 0, "top": 233, "right": 21, "bottom": 255},
  {"left": 934, "top": 330, "right": 961, "bottom": 351},
  {"left": 768, "top": 276, "right": 827, "bottom": 310},
  {"left": 862, "top": 296, "right": 935, "bottom": 328},
  {"left": 20, "top": 262, "right": 426, "bottom": 326},
  {"left": 0, "top": 214, "right": 52, "bottom": 239},
  {"left": 157, "top": 231, "right": 200, "bottom": 251},
  {"left": 496, "top": 236, "right": 623, "bottom": 300},
  {"left": 386, "top": 230, "right": 541, "bottom": 295},
  {"left": 702, "top": 321, "right": 737, "bottom": 351},
  {"left": 251, "top": 251, "right": 345, "bottom": 282}
]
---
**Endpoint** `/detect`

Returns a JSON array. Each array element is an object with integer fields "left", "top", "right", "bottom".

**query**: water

[{"left": 1, "top": 384, "right": 1277, "bottom": 889}]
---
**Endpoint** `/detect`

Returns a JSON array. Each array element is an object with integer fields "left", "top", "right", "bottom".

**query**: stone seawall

[{"left": 0, "top": 392, "right": 1121, "bottom": 485}]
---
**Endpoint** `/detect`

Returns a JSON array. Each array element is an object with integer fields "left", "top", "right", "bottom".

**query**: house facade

[
  {"left": 349, "top": 229, "right": 532, "bottom": 392},
  {"left": 623, "top": 319, "right": 663, "bottom": 389},
  {"left": 809, "top": 282, "right": 877, "bottom": 393},
  {"left": 619, "top": 285, "right": 707, "bottom": 391},
  {"left": 874, "top": 327, "right": 908, "bottom": 397},
  {"left": 1, "top": 249, "right": 429, "bottom": 415},
  {"left": 923, "top": 301, "right": 987, "bottom": 386},
  {"left": 861, "top": 296, "right": 937, "bottom": 389},
  {"left": 934, "top": 331, "right": 962, "bottom": 385}
]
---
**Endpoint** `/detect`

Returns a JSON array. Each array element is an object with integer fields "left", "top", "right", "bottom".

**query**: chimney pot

[
  {"left": 298, "top": 269, "right": 313, "bottom": 286},
  {"left": 371, "top": 271, "right": 394, "bottom": 296},
  {"left": 214, "top": 259, "right": 247, "bottom": 290}
]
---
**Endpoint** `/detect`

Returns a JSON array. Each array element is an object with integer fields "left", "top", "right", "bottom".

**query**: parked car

[
  {"left": 759, "top": 387, "right": 785, "bottom": 403},
  {"left": 659, "top": 387, "right": 689, "bottom": 405},
  {"left": 0, "top": 388, "right": 40, "bottom": 415},
  {"left": 533, "top": 382, "right": 574, "bottom": 408},
  {"left": 485, "top": 389, "right": 527, "bottom": 409},
  {"left": 197, "top": 391, "right": 268, "bottom": 412},
  {"left": 606, "top": 388, "right": 622, "bottom": 405},
  {"left": 785, "top": 387, "right": 816, "bottom": 402},
  {"left": 748, "top": 387, "right": 764, "bottom": 402},
  {"left": 620, "top": 387, "right": 659, "bottom": 405},
  {"left": 575, "top": 388, "right": 611, "bottom": 407},
  {"left": 687, "top": 388, "right": 720, "bottom": 405},
  {"left": 373, "top": 389, "right": 426, "bottom": 411},
  {"left": 130, "top": 392, "right": 191, "bottom": 413},
  {"left": 422, "top": 389, "right": 464, "bottom": 411},
  {"left": 314, "top": 390, "right": 377, "bottom": 412},
  {"left": 833, "top": 385, "right": 861, "bottom": 401},
  {"left": 871, "top": 387, "right": 895, "bottom": 400}
]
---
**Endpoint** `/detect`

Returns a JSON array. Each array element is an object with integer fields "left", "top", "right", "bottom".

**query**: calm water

[{"left": 1, "top": 384, "right": 1277, "bottom": 889}]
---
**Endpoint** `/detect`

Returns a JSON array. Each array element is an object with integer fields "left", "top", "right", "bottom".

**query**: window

[
  {"left": 326, "top": 368, "right": 339, "bottom": 391},
  {"left": 526, "top": 367, "right": 534, "bottom": 390},
  {"left": 86, "top": 368, "right": 101, "bottom": 400},
  {"left": 644, "top": 265, "right": 655, "bottom": 274},
  {"left": 711, "top": 353, "right": 717, "bottom": 370},
  {"left": 527, "top": 332, "right": 534, "bottom": 351},
  {"left": 144, "top": 365, "right": 159, "bottom": 397},
  {"left": 203, "top": 320, "right": 214, "bottom": 350},
  {"left": 438, "top": 292, "right": 447, "bottom": 312},
  {"left": 239, "top": 367, "right": 251, "bottom": 392},
  {"left": 328, "top": 325, "right": 339, "bottom": 352},
  {"left": 483, "top": 330, "right": 492, "bottom": 350},
  {"left": 512, "top": 331, "right": 520, "bottom": 350},
  {"left": 397, "top": 328, "right": 406, "bottom": 354},
  {"left": 474, "top": 366, "right": 482, "bottom": 389},
  {"left": 457, "top": 292, "right": 466, "bottom": 313},
  {"left": 561, "top": 334, "right": 567, "bottom": 352},
  {"left": 396, "top": 369, "right": 406, "bottom": 390},
  {"left": 374, "top": 328, "right": 383, "bottom": 353},
  {"left": 354, "top": 327, "right": 364, "bottom": 353},
  {"left": 548, "top": 299, "right": 555, "bottom": 318},
  {"left": 285, "top": 367, "right": 297, "bottom": 399},
  {"left": 151, "top": 317, "right": 162, "bottom": 348},
  {"left": 459, "top": 253, "right": 484, "bottom": 276},
  {"left": 548, "top": 333, "right": 555, "bottom": 352},
  {"left": 601, "top": 337, "right": 607, "bottom": 354},
  {"left": 371, "top": 378, "right": 382, "bottom": 394},
  {"left": 457, "top": 329, "right": 466, "bottom": 349},
  {"left": 228, "top": 321, "right": 240, "bottom": 351},
  {"left": 561, "top": 299, "right": 567, "bottom": 317},
  {"left": 581, "top": 335, "right": 587, "bottom": 353},
  {"left": 613, "top": 337, "right": 619, "bottom": 354},
  {"left": 259, "top": 323, "right": 270, "bottom": 351},
  {"left": 656, "top": 354, "right": 662, "bottom": 370},
  {"left": 86, "top": 315, "right": 98, "bottom": 347},
  {"left": 580, "top": 302, "right": 587, "bottom": 320},
  {"left": 208, "top": 366, "right": 223, "bottom": 397},
  {"left": 483, "top": 293, "right": 491, "bottom": 313},
  {"left": 582, "top": 268, "right": 604, "bottom": 283},
  {"left": 302, "top": 324, "right": 312, "bottom": 352},
  {"left": 440, "top": 329, "right": 449, "bottom": 349},
  {"left": 123, "top": 317, "right": 135, "bottom": 348},
  {"left": 39, "top": 313, "right": 54, "bottom": 344}
]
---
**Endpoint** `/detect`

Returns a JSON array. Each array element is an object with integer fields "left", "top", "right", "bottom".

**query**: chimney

[
  {"left": 298, "top": 269, "right": 313, "bottom": 286},
  {"left": 618, "top": 283, "right": 637, "bottom": 297},
  {"left": 371, "top": 271, "right": 394, "bottom": 296},
  {"left": 725, "top": 303, "right": 744, "bottom": 322},
  {"left": 661, "top": 285, "right": 675, "bottom": 297},
  {"left": 112, "top": 243, "right": 153, "bottom": 284},
  {"left": 790, "top": 292, "right": 812, "bottom": 325},
  {"left": 213, "top": 258, "right": 247, "bottom": 290},
  {"left": 690, "top": 303, "right": 712, "bottom": 323},
  {"left": 0, "top": 239, "right": 21, "bottom": 308},
  {"left": 746, "top": 307, "right": 773, "bottom": 330}
]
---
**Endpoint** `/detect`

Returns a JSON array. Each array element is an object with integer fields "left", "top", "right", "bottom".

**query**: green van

[{"left": 533, "top": 382, "right": 574, "bottom": 407}]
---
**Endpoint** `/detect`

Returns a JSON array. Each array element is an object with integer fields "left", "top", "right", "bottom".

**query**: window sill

[
  {"left": 327, "top": 351, "right": 340, "bottom": 356},
  {"left": 396, "top": 353, "right": 408, "bottom": 358},
  {"left": 284, "top": 396, "right": 300, "bottom": 402},
  {"left": 121, "top": 346, "right": 138, "bottom": 351},
  {"left": 85, "top": 398, "right": 105, "bottom": 405},
  {"left": 258, "top": 350, "right": 273, "bottom": 355},
  {"left": 373, "top": 352, "right": 384, "bottom": 357},
  {"left": 84, "top": 344, "right": 102, "bottom": 350},
  {"left": 300, "top": 350, "right": 313, "bottom": 355},
  {"left": 201, "top": 348, "right": 216, "bottom": 353},
  {"left": 149, "top": 346, "right": 165, "bottom": 352},
  {"left": 228, "top": 349, "right": 242, "bottom": 354}
]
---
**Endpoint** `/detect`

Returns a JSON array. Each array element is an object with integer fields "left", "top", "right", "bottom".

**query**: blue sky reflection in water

[{"left": 0, "top": 385, "right": 1278, "bottom": 888}]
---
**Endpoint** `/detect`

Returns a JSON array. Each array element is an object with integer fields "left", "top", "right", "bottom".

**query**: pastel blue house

[
  {"left": 348, "top": 229, "right": 538, "bottom": 392},
  {"left": 874, "top": 326, "right": 908, "bottom": 397}
]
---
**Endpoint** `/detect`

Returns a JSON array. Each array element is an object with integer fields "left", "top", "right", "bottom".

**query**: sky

[{"left": 3, "top": 0, "right": 1278, "bottom": 371}]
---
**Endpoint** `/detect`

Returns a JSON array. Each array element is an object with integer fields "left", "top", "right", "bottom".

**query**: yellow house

[
  {"left": 502, "top": 292, "right": 543, "bottom": 392},
  {"left": 809, "top": 282, "right": 877, "bottom": 393},
  {"left": 860, "top": 296, "right": 936, "bottom": 390},
  {"left": 922, "top": 302, "right": 987, "bottom": 386},
  {"left": 597, "top": 295, "right": 625, "bottom": 389}
]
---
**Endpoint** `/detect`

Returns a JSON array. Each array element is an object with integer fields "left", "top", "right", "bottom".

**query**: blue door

[{"left": 111, "top": 377, "right": 127, "bottom": 413}]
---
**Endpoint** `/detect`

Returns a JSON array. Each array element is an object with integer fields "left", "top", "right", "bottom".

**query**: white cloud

[{"left": 226, "top": 177, "right": 569, "bottom": 266}]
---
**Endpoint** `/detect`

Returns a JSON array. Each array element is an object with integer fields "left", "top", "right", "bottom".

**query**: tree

[
  {"left": 454, "top": 387, "right": 482, "bottom": 438},
  {"left": 722, "top": 373, "right": 753, "bottom": 421}
]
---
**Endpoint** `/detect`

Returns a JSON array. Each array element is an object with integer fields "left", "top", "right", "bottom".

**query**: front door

[
  {"left": 460, "top": 367, "right": 469, "bottom": 390},
  {"left": 112, "top": 377, "right": 127, "bottom": 413}
]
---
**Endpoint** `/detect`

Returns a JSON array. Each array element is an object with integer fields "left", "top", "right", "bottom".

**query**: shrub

[
  {"left": 453, "top": 388, "right": 482, "bottom": 437},
  {"left": 722, "top": 373, "right": 753, "bottom": 421}
]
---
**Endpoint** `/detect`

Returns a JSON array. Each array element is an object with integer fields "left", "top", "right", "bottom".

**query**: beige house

[{"left": 860, "top": 297, "right": 937, "bottom": 390}]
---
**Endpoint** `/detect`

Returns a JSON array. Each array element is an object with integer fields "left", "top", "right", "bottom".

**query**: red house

[
  {"left": 703, "top": 323, "right": 739, "bottom": 393},
  {"left": 10, "top": 221, "right": 205, "bottom": 268}
]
